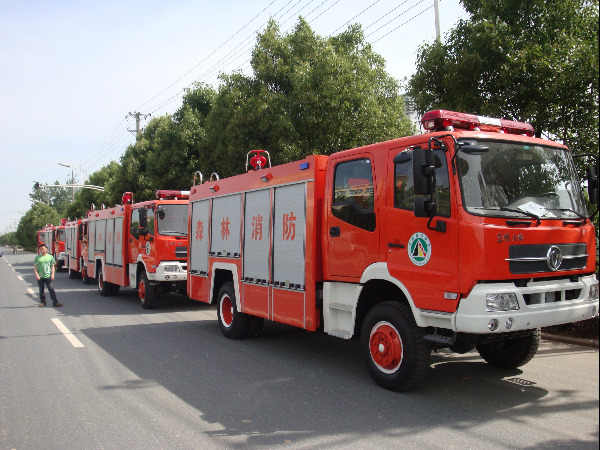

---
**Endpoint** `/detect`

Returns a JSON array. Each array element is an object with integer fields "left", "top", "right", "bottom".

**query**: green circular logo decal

[{"left": 408, "top": 232, "right": 431, "bottom": 266}]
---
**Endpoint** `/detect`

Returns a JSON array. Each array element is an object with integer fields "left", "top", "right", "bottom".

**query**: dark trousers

[{"left": 38, "top": 278, "right": 58, "bottom": 305}]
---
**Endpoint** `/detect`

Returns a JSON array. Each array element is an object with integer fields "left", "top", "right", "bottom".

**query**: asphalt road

[{"left": 1, "top": 251, "right": 598, "bottom": 449}]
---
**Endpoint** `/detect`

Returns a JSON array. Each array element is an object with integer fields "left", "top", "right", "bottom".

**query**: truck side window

[
  {"left": 130, "top": 209, "right": 140, "bottom": 239},
  {"left": 332, "top": 158, "right": 376, "bottom": 232},
  {"left": 394, "top": 149, "right": 451, "bottom": 217},
  {"left": 147, "top": 213, "right": 155, "bottom": 237}
]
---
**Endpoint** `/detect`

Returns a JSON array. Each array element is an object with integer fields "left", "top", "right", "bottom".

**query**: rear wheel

[
  {"left": 361, "top": 302, "right": 430, "bottom": 392},
  {"left": 246, "top": 316, "right": 265, "bottom": 337},
  {"left": 476, "top": 329, "right": 541, "bottom": 368},
  {"left": 138, "top": 272, "right": 157, "bottom": 309},
  {"left": 82, "top": 267, "right": 93, "bottom": 285},
  {"left": 217, "top": 282, "right": 249, "bottom": 339},
  {"left": 97, "top": 267, "right": 113, "bottom": 297}
]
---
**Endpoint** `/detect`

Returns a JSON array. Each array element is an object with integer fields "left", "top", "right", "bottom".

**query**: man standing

[{"left": 34, "top": 243, "right": 62, "bottom": 307}]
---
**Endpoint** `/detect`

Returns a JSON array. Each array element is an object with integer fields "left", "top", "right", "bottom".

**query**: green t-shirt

[{"left": 34, "top": 254, "right": 55, "bottom": 278}]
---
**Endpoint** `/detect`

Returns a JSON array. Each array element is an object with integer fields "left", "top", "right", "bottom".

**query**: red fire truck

[
  {"left": 64, "top": 218, "right": 88, "bottom": 279},
  {"left": 37, "top": 225, "right": 53, "bottom": 253},
  {"left": 37, "top": 220, "right": 67, "bottom": 270},
  {"left": 84, "top": 190, "right": 189, "bottom": 308},
  {"left": 186, "top": 110, "right": 599, "bottom": 391}
]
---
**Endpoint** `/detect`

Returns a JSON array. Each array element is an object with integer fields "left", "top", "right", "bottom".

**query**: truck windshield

[
  {"left": 457, "top": 140, "right": 587, "bottom": 220},
  {"left": 156, "top": 204, "right": 188, "bottom": 237}
]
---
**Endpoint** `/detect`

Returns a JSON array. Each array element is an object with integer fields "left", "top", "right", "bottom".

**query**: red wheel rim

[
  {"left": 138, "top": 280, "right": 145, "bottom": 300},
  {"left": 220, "top": 294, "right": 233, "bottom": 327},
  {"left": 369, "top": 321, "right": 403, "bottom": 373}
]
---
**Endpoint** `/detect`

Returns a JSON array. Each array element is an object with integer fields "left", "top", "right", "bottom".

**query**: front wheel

[
  {"left": 361, "top": 302, "right": 430, "bottom": 392},
  {"left": 138, "top": 272, "right": 157, "bottom": 309},
  {"left": 476, "top": 329, "right": 541, "bottom": 368},
  {"left": 217, "top": 282, "right": 249, "bottom": 339}
]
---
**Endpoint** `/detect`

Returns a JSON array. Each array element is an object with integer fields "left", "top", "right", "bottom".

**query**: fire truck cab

[{"left": 85, "top": 191, "right": 189, "bottom": 308}]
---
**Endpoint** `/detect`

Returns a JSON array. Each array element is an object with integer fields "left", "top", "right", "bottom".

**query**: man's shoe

[
  {"left": 53, "top": 302, "right": 63, "bottom": 307},
  {"left": 39, "top": 302, "right": 46, "bottom": 307}
]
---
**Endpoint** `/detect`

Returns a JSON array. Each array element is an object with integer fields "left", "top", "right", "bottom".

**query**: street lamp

[{"left": 58, "top": 162, "right": 89, "bottom": 202}]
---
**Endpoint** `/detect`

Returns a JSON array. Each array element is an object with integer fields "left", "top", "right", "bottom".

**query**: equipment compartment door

[
  {"left": 243, "top": 189, "right": 271, "bottom": 317},
  {"left": 190, "top": 200, "right": 210, "bottom": 276},
  {"left": 211, "top": 194, "right": 242, "bottom": 257}
]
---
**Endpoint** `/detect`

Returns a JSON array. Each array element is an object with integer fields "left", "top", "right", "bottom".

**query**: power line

[{"left": 91, "top": 0, "right": 447, "bottom": 169}]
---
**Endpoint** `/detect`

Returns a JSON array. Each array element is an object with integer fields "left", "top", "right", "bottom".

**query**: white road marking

[
  {"left": 51, "top": 318, "right": 84, "bottom": 348},
  {"left": 27, "top": 288, "right": 36, "bottom": 296},
  {"left": 17, "top": 275, "right": 24, "bottom": 281}
]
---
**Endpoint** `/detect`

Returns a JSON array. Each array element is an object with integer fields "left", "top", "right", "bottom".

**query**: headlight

[
  {"left": 163, "top": 265, "right": 180, "bottom": 272},
  {"left": 486, "top": 293, "right": 520, "bottom": 312},
  {"left": 589, "top": 283, "right": 599, "bottom": 301}
]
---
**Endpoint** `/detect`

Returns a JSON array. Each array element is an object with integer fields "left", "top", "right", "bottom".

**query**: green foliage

[
  {"left": 0, "top": 231, "right": 17, "bottom": 246},
  {"left": 15, "top": 203, "right": 60, "bottom": 250},
  {"left": 115, "top": 83, "right": 217, "bottom": 202},
  {"left": 30, "top": 179, "right": 75, "bottom": 217},
  {"left": 92, "top": 19, "right": 412, "bottom": 201},
  {"left": 64, "top": 162, "right": 121, "bottom": 219},
  {"left": 206, "top": 18, "right": 413, "bottom": 177},
  {"left": 408, "top": 0, "right": 599, "bottom": 156}
]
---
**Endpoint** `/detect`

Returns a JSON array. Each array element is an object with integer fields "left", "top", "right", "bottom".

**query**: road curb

[{"left": 542, "top": 332, "right": 599, "bottom": 349}]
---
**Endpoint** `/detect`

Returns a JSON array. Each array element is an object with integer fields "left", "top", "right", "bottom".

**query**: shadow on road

[{"left": 76, "top": 317, "right": 598, "bottom": 448}]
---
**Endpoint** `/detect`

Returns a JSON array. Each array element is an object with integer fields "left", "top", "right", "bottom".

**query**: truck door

[
  {"left": 385, "top": 146, "right": 459, "bottom": 312},
  {"left": 129, "top": 208, "right": 141, "bottom": 263},
  {"left": 325, "top": 154, "right": 380, "bottom": 281}
]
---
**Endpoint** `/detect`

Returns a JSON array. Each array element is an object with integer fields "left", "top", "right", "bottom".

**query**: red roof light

[
  {"left": 155, "top": 190, "right": 189, "bottom": 200},
  {"left": 421, "top": 110, "right": 534, "bottom": 136}
]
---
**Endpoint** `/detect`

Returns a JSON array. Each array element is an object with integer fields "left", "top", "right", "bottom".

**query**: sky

[{"left": 0, "top": 0, "right": 469, "bottom": 234}]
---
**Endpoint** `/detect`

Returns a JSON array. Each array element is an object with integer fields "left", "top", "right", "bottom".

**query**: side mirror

[
  {"left": 414, "top": 197, "right": 436, "bottom": 218},
  {"left": 138, "top": 208, "right": 148, "bottom": 236},
  {"left": 156, "top": 205, "right": 166, "bottom": 220},
  {"left": 413, "top": 148, "right": 436, "bottom": 195},
  {"left": 587, "top": 166, "right": 598, "bottom": 204}
]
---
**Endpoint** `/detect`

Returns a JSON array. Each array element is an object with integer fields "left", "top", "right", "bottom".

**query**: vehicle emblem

[
  {"left": 408, "top": 232, "right": 432, "bottom": 267},
  {"left": 546, "top": 245, "right": 562, "bottom": 271}
]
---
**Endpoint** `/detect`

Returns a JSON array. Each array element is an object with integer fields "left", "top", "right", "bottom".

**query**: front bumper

[
  {"left": 147, "top": 261, "right": 188, "bottom": 282},
  {"left": 454, "top": 275, "right": 599, "bottom": 334}
]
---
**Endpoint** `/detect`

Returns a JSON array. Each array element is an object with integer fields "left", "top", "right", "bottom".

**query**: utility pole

[
  {"left": 434, "top": 0, "right": 441, "bottom": 41},
  {"left": 126, "top": 111, "right": 151, "bottom": 136}
]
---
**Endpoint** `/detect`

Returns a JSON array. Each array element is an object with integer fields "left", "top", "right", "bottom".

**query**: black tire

[
  {"left": 82, "top": 259, "right": 93, "bottom": 284},
  {"left": 138, "top": 272, "right": 157, "bottom": 309},
  {"left": 246, "top": 315, "right": 265, "bottom": 337},
  {"left": 69, "top": 268, "right": 79, "bottom": 279},
  {"left": 82, "top": 269, "right": 93, "bottom": 285},
  {"left": 361, "top": 302, "right": 430, "bottom": 392},
  {"left": 97, "top": 267, "right": 113, "bottom": 297},
  {"left": 476, "top": 329, "right": 541, "bottom": 369},
  {"left": 217, "top": 282, "right": 249, "bottom": 339}
]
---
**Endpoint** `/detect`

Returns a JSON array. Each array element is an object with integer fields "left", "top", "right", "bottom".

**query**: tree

[
  {"left": 114, "top": 83, "right": 217, "bottom": 202},
  {"left": 15, "top": 203, "right": 60, "bottom": 250},
  {"left": 64, "top": 162, "right": 121, "bottom": 220},
  {"left": 30, "top": 179, "right": 75, "bottom": 217},
  {"left": 408, "top": 0, "right": 599, "bottom": 156},
  {"left": 0, "top": 231, "right": 17, "bottom": 246},
  {"left": 205, "top": 18, "right": 414, "bottom": 177}
]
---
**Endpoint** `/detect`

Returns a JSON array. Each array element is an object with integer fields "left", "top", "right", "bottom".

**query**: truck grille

[
  {"left": 175, "top": 246, "right": 187, "bottom": 259},
  {"left": 507, "top": 243, "right": 587, "bottom": 274}
]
